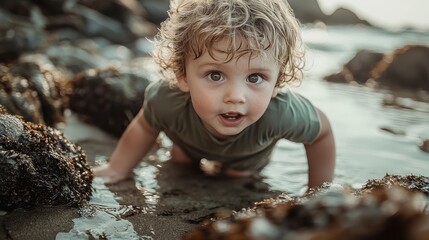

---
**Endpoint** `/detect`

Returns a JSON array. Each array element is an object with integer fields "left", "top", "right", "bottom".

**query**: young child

[{"left": 94, "top": 0, "right": 336, "bottom": 189}]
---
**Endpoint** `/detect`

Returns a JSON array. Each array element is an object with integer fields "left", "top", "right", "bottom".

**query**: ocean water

[{"left": 263, "top": 25, "right": 429, "bottom": 194}]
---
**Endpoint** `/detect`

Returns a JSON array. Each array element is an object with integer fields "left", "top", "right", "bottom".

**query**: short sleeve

[
  {"left": 143, "top": 80, "right": 191, "bottom": 131},
  {"left": 264, "top": 90, "right": 321, "bottom": 144},
  {"left": 142, "top": 81, "right": 166, "bottom": 130}
]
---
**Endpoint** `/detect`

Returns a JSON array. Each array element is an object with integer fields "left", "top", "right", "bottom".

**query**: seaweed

[{"left": 0, "top": 106, "right": 93, "bottom": 210}]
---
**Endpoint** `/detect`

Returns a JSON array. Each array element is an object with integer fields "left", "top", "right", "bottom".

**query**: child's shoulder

[
  {"left": 145, "top": 80, "right": 187, "bottom": 102},
  {"left": 145, "top": 80, "right": 171, "bottom": 95},
  {"left": 144, "top": 80, "right": 190, "bottom": 117},
  {"left": 261, "top": 89, "right": 320, "bottom": 141},
  {"left": 269, "top": 89, "right": 313, "bottom": 110}
]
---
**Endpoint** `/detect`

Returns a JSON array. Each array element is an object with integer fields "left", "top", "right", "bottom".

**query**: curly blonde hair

[{"left": 152, "top": 0, "right": 305, "bottom": 88}]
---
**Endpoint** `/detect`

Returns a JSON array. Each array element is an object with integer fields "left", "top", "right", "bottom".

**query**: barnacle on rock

[
  {"left": 185, "top": 174, "right": 429, "bottom": 240},
  {"left": 11, "top": 54, "right": 70, "bottom": 125},
  {"left": 0, "top": 106, "right": 93, "bottom": 210},
  {"left": 0, "top": 54, "right": 69, "bottom": 126},
  {"left": 69, "top": 64, "right": 153, "bottom": 137},
  {"left": 361, "top": 173, "right": 429, "bottom": 195},
  {"left": 0, "top": 64, "right": 45, "bottom": 124}
]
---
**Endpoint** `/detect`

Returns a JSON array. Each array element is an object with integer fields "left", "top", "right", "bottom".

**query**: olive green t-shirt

[{"left": 143, "top": 80, "right": 320, "bottom": 171}]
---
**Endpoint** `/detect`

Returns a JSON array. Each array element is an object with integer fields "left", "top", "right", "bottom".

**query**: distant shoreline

[{"left": 317, "top": 0, "right": 429, "bottom": 32}]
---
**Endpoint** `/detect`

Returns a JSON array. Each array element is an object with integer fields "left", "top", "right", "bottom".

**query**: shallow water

[
  {"left": 59, "top": 26, "right": 429, "bottom": 239},
  {"left": 56, "top": 178, "right": 141, "bottom": 240},
  {"left": 264, "top": 25, "right": 429, "bottom": 194}
]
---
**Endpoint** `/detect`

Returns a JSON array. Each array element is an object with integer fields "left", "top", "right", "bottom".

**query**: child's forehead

[
  {"left": 190, "top": 36, "right": 275, "bottom": 61},
  {"left": 210, "top": 37, "right": 249, "bottom": 52}
]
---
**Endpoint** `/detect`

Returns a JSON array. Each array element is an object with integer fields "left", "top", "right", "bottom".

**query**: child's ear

[
  {"left": 177, "top": 76, "right": 190, "bottom": 92},
  {"left": 271, "top": 87, "right": 279, "bottom": 97}
]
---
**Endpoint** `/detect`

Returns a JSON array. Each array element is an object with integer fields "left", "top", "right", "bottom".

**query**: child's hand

[{"left": 92, "top": 164, "right": 130, "bottom": 184}]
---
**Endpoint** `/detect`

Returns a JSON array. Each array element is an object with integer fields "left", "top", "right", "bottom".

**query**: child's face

[{"left": 178, "top": 39, "right": 280, "bottom": 139}]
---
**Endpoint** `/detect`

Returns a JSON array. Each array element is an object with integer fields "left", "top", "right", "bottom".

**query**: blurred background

[{"left": 317, "top": 0, "right": 429, "bottom": 31}]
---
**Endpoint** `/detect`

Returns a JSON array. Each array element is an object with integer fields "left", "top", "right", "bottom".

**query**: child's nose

[{"left": 223, "top": 82, "right": 246, "bottom": 104}]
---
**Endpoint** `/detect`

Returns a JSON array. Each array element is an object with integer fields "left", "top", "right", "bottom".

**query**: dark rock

[
  {"left": 0, "top": 106, "right": 93, "bottom": 210},
  {"left": 324, "top": 49, "right": 384, "bottom": 84},
  {"left": 45, "top": 42, "right": 107, "bottom": 75},
  {"left": 288, "top": 0, "right": 371, "bottom": 26},
  {"left": 10, "top": 54, "right": 69, "bottom": 126},
  {"left": 130, "top": 0, "right": 372, "bottom": 27},
  {"left": 69, "top": 64, "right": 153, "bottom": 137},
  {"left": 379, "top": 126, "right": 406, "bottom": 136},
  {"left": 0, "top": 9, "right": 44, "bottom": 62},
  {"left": 288, "top": 0, "right": 325, "bottom": 24},
  {"left": 372, "top": 45, "right": 429, "bottom": 91},
  {"left": 139, "top": 0, "right": 169, "bottom": 25},
  {"left": 326, "top": 7, "right": 370, "bottom": 26},
  {"left": 0, "top": 55, "right": 69, "bottom": 127},
  {"left": 0, "top": 64, "right": 45, "bottom": 124},
  {"left": 419, "top": 139, "right": 429, "bottom": 153},
  {"left": 325, "top": 45, "right": 429, "bottom": 92}
]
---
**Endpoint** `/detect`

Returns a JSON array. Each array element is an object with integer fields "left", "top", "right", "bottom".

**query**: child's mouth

[{"left": 220, "top": 112, "right": 243, "bottom": 120}]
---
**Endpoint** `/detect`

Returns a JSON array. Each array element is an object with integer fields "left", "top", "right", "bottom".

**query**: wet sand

[{"left": 0, "top": 113, "right": 283, "bottom": 239}]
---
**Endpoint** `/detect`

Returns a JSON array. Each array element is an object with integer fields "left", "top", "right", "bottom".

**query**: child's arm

[
  {"left": 93, "top": 109, "right": 160, "bottom": 183},
  {"left": 304, "top": 108, "right": 336, "bottom": 189}
]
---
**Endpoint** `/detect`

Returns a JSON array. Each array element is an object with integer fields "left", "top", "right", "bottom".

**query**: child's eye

[
  {"left": 247, "top": 74, "right": 263, "bottom": 84},
  {"left": 207, "top": 71, "right": 223, "bottom": 81}
]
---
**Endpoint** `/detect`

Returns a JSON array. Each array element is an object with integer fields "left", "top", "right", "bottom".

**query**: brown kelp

[{"left": 0, "top": 106, "right": 93, "bottom": 210}]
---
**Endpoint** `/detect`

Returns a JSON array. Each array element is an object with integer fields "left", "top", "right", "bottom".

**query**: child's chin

[{"left": 215, "top": 128, "right": 243, "bottom": 137}]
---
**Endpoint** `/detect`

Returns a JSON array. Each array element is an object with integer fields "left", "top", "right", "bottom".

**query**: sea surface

[{"left": 264, "top": 25, "right": 429, "bottom": 194}]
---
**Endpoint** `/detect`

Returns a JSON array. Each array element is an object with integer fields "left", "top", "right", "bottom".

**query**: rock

[
  {"left": 10, "top": 54, "right": 70, "bottom": 126},
  {"left": 140, "top": 0, "right": 170, "bottom": 25},
  {"left": 69, "top": 63, "right": 153, "bottom": 137},
  {"left": 379, "top": 126, "right": 406, "bottom": 136},
  {"left": 0, "top": 114, "right": 24, "bottom": 140},
  {"left": 0, "top": 106, "right": 93, "bottom": 210},
  {"left": 287, "top": 0, "right": 325, "bottom": 24},
  {"left": 371, "top": 45, "right": 429, "bottom": 91},
  {"left": 360, "top": 173, "right": 429, "bottom": 195},
  {"left": 420, "top": 139, "right": 429, "bottom": 153},
  {"left": 326, "top": 7, "right": 370, "bottom": 26},
  {"left": 140, "top": 0, "right": 372, "bottom": 27},
  {"left": 184, "top": 174, "right": 429, "bottom": 240},
  {"left": 0, "top": 9, "right": 44, "bottom": 62},
  {"left": 325, "top": 45, "right": 429, "bottom": 92},
  {"left": 288, "top": 0, "right": 371, "bottom": 26},
  {"left": 324, "top": 49, "right": 384, "bottom": 84}
]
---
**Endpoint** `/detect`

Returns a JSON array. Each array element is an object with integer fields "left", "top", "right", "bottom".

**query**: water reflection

[
  {"left": 263, "top": 26, "right": 429, "bottom": 194},
  {"left": 56, "top": 178, "right": 143, "bottom": 240}
]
